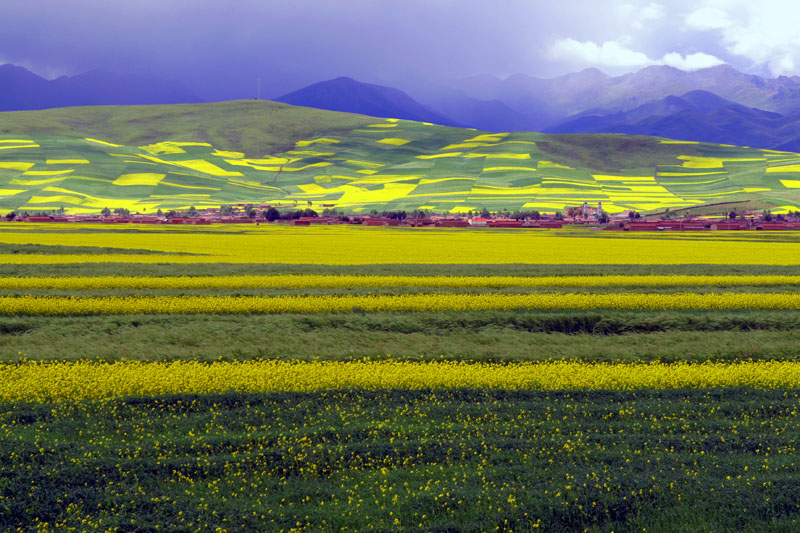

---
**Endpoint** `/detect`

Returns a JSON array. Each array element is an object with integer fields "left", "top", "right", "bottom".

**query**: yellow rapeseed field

[
  {"left": 0, "top": 223, "right": 798, "bottom": 264},
  {"left": 4, "top": 360, "right": 800, "bottom": 402},
  {"left": 1, "top": 292, "right": 799, "bottom": 315}
]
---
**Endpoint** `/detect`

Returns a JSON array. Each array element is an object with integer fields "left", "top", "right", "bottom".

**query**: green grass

[
  {"left": 3, "top": 311, "right": 800, "bottom": 364},
  {"left": 1, "top": 261, "right": 799, "bottom": 278},
  {"left": 536, "top": 133, "right": 698, "bottom": 171},
  {"left": 4, "top": 389, "right": 800, "bottom": 532},
  {"left": 657, "top": 200, "right": 776, "bottom": 217},
  {"left": 0, "top": 100, "right": 373, "bottom": 156},
  {"left": 0, "top": 242, "right": 190, "bottom": 255}
]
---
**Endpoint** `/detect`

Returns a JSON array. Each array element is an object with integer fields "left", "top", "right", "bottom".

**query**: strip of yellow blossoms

[
  {"left": 3, "top": 361, "right": 800, "bottom": 402},
  {"left": 2, "top": 274, "right": 800, "bottom": 290},
  {"left": 1, "top": 292, "right": 800, "bottom": 315}
]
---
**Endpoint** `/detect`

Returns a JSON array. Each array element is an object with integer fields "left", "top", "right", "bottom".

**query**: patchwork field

[
  {"left": 1, "top": 101, "right": 800, "bottom": 215},
  {"left": 2, "top": 223, "right": 800, "bottom": 530}
]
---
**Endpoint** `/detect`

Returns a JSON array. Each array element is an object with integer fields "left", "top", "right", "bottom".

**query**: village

[{"left": 6, "top": 201, "right": 800, "bottom": 231}]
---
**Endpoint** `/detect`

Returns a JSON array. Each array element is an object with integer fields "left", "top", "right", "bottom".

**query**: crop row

[
  {"left": 2, "top": 274, "right": 800, "bottom": 290},
  {"left": 2, "top": 292, "right": 800, "bottom": 315},
  {"left": 5, "top": 360, "right": 800, "bottom": 402}
]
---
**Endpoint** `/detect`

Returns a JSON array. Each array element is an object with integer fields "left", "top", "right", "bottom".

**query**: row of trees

[
  {"left": 760, "top": 210, "right": 799, "bottom": 222},
  {"left": 100, "top": 207, "right": 131, "bottom": 217},
  {"left": 4, "top": 210, "right": 64, "bottom": 220},
  {"left": 7, "top": 204, "right": 800, "bottom": 222}
]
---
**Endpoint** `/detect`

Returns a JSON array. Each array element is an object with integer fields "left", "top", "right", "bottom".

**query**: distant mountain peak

[
  {"left": 640, "top": 64, "right": 683, "bottom": 73},
  {"left": 699, "top": 63, "right": 737, "bottom": 73},
  {"left": 575, "top": 67, "right": 611, "bottom": 79},
  {"left": 504, "top": 72, "right": 536, "bottom": 82},
  {"left": 0, "top": 63, "right": 29, "bottom": 72},
  {"left": 555, "top": 68, "right": 611, "bottom": 83},
  {"left": 0, "top": 63, "right": 44, "bottom": 79},
  {"left": 577, "top": 67, "right": 608, "bottom": 76},
  {"left": 547, "top": 88, "right": 794, "bottom": 149},
  {"left": 276, "top": 77, "right": 460, "bottom": 126},
  {"left": 455, "top": 62, "right": 800, "bottom": 125},
  {"left": 0, "top": 63, "right": 200, "bottom": 111},
  {"left": 464, "top": 73, "right": 502, "bottom": 82},
  {"left": 627, "top": 65, "right": 689, "bottom": 81}
]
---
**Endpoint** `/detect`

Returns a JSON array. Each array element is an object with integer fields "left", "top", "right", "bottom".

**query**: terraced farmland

[{"left": 1, "top": 101, "right": 799, "bottom": 214}]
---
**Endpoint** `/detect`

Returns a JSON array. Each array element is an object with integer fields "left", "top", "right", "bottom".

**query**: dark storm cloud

[
  {"left": 0, "top": 0, "right": 604, "bottom": 96},
  {"left": 0, "top": 0, "right": 794, "bottom": 101}
]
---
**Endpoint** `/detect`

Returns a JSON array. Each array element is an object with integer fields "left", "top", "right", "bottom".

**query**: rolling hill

[
  {"left": 0, "top": 100, "right": 374, "bottom": 156},
  {"left": 0, "top": 100, "right": 799, "bottom": 216}
]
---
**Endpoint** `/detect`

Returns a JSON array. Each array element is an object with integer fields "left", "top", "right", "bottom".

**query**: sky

[{"left": 2, "top": 0, "right": 800, "bottom": 101}]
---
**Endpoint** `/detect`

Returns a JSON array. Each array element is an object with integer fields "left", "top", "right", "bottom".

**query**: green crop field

[
  {"left": 3, "top": 224, "right": 800, "bottom": 530},
  {"left": 1, "top": 101, "right": 799, "bottom": 215}
]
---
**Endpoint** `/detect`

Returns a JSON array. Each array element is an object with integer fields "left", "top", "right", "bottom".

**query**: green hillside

[
  {"left": 0, "top": 100, "right": 374, "bottom": 156},
  {"left": 1, "top": 101, "right": 799, "bottom": 215}
]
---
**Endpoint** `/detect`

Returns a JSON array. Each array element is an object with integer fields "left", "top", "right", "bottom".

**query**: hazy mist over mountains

[
  {"left": 278, "top": 65, "right": 800, "bottom": 150},
  {"left": 0, "top": 64, "right": 198, "bottom": 110},
  {"left": 2, "top": 62, "right": 800, "bottom": 151}
]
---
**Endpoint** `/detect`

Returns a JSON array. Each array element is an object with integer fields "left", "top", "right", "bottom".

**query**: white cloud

[
  {"left": 661, "top": 51, "right": 725, "bottom": 70},
  {"left": 619, "top": 2, "right": 666, "bottom": 30},
  {"left": 548, "top": 38, "right": 651, "bottom": 68},
  {"left": 685, "top": 1, "right": 800, "bottom": 76},
  {"left": 548, "top": 38, "right": 725, "bottom": 72},
  {"left": 685, "top": 7, "right": 732, "bottom": 30},
  {"left": 640, "top": 2, "right": 666, "bottom": 21}
]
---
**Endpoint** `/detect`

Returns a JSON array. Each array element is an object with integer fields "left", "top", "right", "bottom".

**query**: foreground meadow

[{"left": 2, "top": 223, "right": 800, "bottom": 531}]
